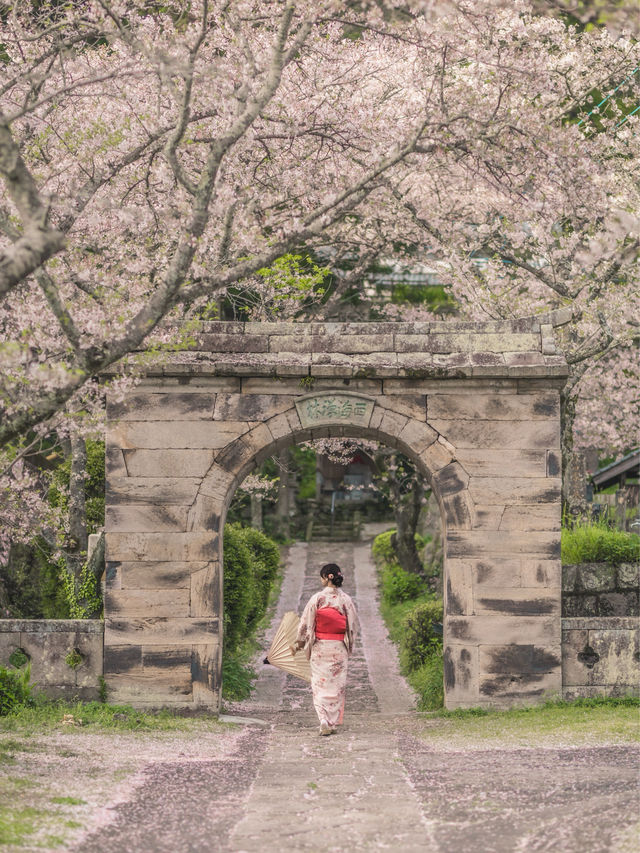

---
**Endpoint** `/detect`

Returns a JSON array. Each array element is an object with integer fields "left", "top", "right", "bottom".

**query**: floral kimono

[{"left": 296, "top": 588, "right": 359, "bottom": 728}]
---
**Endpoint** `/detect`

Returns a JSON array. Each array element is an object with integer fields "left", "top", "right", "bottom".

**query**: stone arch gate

[{"left": 104, "top": 316, "right": 570, "bottom": 710}]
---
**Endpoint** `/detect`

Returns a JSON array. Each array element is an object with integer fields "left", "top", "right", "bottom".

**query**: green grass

[
  {"left": 419, "top": 696, "right": 640, "bottom": 746},
  {"left": 0, "top": 698, "right": 230, "bottom": 735},
  {"left": 0, "top": 805, "right": 44, "bottom": 846},
  {"left": 562, "top": 521, "right": 640, "bottom": 565},
  {"left": 51, "top": 796, "right": 86, "bottom": 806},
  {"left": 408, "top": 655, "right": 444, "bottom": 711}
]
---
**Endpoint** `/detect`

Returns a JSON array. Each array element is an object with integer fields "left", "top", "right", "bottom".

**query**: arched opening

[
  {"left": 183, "top": 390, "right": 472, "bottom": 711},
  {"left": 215, "top": 425, "right": 447, "bottom": 707}
]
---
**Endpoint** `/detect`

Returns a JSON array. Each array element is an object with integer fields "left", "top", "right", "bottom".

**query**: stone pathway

[
  {"left": 230, "top": 542, "right": 427, "bottom": 852},
  {"left": 74, "top": 540, "right": 639, "bottom": 853}
]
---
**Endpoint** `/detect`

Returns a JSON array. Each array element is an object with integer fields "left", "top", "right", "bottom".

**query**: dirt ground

[{"left": 2, "top": 541, "right": 638, "bottom": 852}]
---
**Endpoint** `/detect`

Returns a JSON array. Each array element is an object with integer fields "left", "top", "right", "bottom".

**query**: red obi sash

[{"left": 315, "top": 607, "right": 347, "bottom": 640}]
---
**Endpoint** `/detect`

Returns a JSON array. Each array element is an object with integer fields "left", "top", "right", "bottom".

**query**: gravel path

[{"left": 69, "top": 541, "right": 638, "bottom": 853}]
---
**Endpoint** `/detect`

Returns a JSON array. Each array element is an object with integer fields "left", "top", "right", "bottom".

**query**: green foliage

[
  {"left": 373, "top": 530, "right": 444, "bottom": 710},
  {"left": 374, "top": 531, "right": 428, "bottom": 604},
  {"left": 256, "top": 253, "right": 328, "bottom": 303},
  {"left": 1, "top": 541, "right": 70, "bottom": 619},
  {"left": 223, "top": 523, "right": 281, "bottom": 648},
  {"left": 8, "top": 649, "right": 29, "bottom": 669},
  {"left": 292, "top": 445, "right": 317, "bottom": 502},
  {"left": 98, "top": 676, "right": 107, "bottom": 703},
  {"left": 399, "top": 600, "right": 444, "bottom": 672},
  {"left": 223, "top": 524, "right": 255, "bottom": 652},
  {"left": 0, "top": 665, "right": 33, "bottom": 717},
  {"left": 222, "top": 253, "right": 329, "bottom": 319},
  {"left": 48, "top": 440, "right": 105, "bottom": 535},
  {"left": 562, "top": 522, "right": 640, "bottom": 565},
  {"left": 221, "top": 651, "right": 257, "bottom": 701},
  {"left": 240, "top": 526, "right": 281, "bottom": 632},
  {"left": 60, "top": 562, "right": 102, "bottom": 619},
  {"left": 380, "top": 562, "right": 427, "bottom": 604},
  {"left": 372, "top": 529, "right": 396, "bottom": 565},
  {"left": 0, "top": 698, "right": 229, "bottom": 732},
  {"left": 65, "top": 650, "right": 83, "bottom": 670},
  {"left": 410, "top": 655, "right": 444, "bottom": 711},
  {"left": 2, "top": 440, "right": 106, "bottom": 620},
  {"left": 221, "top": 524, "right": 281, "bottom": 699},
  {"left": 389, "top": 281, "right": 457, "bottom": 314}
]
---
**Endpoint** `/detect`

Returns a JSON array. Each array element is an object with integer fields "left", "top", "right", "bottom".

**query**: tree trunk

[
  {"left": 66, "top": 435, "right": 87, "bottom": 577},
  {"left": 390, "top": 466, "right": 425, "bottom": 575},
  {"left": 560, "top": 369, "right": 587, "bottom": 524},
  {"left": 275, "top": 449, "right": 290, "bottom": 539}
]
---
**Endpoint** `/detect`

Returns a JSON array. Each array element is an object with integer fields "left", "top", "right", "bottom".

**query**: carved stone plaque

[{"left": 295, "top": 392, "right": 375, "bottom": 429}]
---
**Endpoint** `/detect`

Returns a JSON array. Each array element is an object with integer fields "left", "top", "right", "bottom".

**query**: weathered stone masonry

[{"left": 103, "top": 317, "right": 573, "bottom": 710}]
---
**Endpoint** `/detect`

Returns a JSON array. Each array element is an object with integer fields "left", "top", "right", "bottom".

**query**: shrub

[
  {"left": 222, "top": 651, "right": 257, "bottom": 701},
  {"left": 380, "top": 563, "right": 427, "bottom": 605},
  {"left": 372, "top": 529, "right": 396, "bottom": 566},
  {"left": 562, "top": 523, "right": 640, "bottom": 565},
  {"left": 222, "top": 524, "right": 281, "bottom": 698},
  {"left": 0, "top": 665, "right": 33, "bottom": 716},
  {"left": 399, "top": 599, "right": 444, "bottom": 672},
  {"left": 240, "top": 527, "right": 280, "bottom": 628},
  {"left": 223, "top": 524, "right": 256, "bottom": 652},
  {"left": 410, "top": 654, "right": 444, "bottom": 711}
]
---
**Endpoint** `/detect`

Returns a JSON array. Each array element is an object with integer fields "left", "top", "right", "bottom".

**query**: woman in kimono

[{"left": 292, "top": 562, "right": 359, "bottom": 736}]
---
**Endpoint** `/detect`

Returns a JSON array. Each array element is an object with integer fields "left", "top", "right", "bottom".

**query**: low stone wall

[
  {"left": 0, "top": 620, "right": 103, "bottom": 701},
  {"left": 562, "top": 563, "right": 639, "bottom": 617},
  {"left": 562, "top": 617, "right": 639, "bottom": 699},
  {"left": 1, "top": 613, "right": 638, "bottom": 704}
]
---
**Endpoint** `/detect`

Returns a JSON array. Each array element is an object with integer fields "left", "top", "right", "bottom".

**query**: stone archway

[{"left": 104, "top": 317, "right": 567, "bottom": 710}]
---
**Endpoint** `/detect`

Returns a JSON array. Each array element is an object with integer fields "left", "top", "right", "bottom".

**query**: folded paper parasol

[{"left": 264, "top": 611, "right": 311, "bottom": 683}]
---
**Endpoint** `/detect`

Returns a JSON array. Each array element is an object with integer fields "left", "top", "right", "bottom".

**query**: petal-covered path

[{"left": 75, "top": 542, "right": 639, "bottom": 853}]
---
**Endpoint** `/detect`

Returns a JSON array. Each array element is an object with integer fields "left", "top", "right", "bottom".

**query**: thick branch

[
  {"left": 35, "top": 268, "right": 81, "bottom": 349},
  {"left": 0, "top": 121, "right": 64, "bottom": 294}
]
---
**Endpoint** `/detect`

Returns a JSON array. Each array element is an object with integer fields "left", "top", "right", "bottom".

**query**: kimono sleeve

[
  {"left": 343, "top": 592, "right": 360, "bottom": 653},
  {"left": 296, "top": 593, "right": 317, "bottom": 645}
]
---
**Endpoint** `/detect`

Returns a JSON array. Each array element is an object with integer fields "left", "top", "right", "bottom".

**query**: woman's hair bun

[{"left": 320, "top": 563, "right": 344, "bottom": 587}]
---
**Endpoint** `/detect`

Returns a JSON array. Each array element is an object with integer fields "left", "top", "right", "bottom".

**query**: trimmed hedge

[
  {"left": 223, "top": 523, "right": 281, "bottom": 652},
  {"left": 241, "top": 526, "right": 281, "bottom": 631}
]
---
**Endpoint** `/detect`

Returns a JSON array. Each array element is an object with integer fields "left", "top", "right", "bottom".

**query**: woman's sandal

[{"left": 319, "top": 721, "right": 331, "bottom": 736}]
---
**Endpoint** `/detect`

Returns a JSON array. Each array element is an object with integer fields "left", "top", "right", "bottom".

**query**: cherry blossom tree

[{"left": 1, "top": 0, "right": 638, "bottom": 551}]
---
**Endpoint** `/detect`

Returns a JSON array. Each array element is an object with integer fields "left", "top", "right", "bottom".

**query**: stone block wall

[
  {"left": 563, "top": 563, "right": 639, "bottom": 617},
  {"left": 562, "top": 617, "right": 639, "bottom": 699},
  {"left": 0, "top": 620, "right": 103, "bottom": 701}
]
